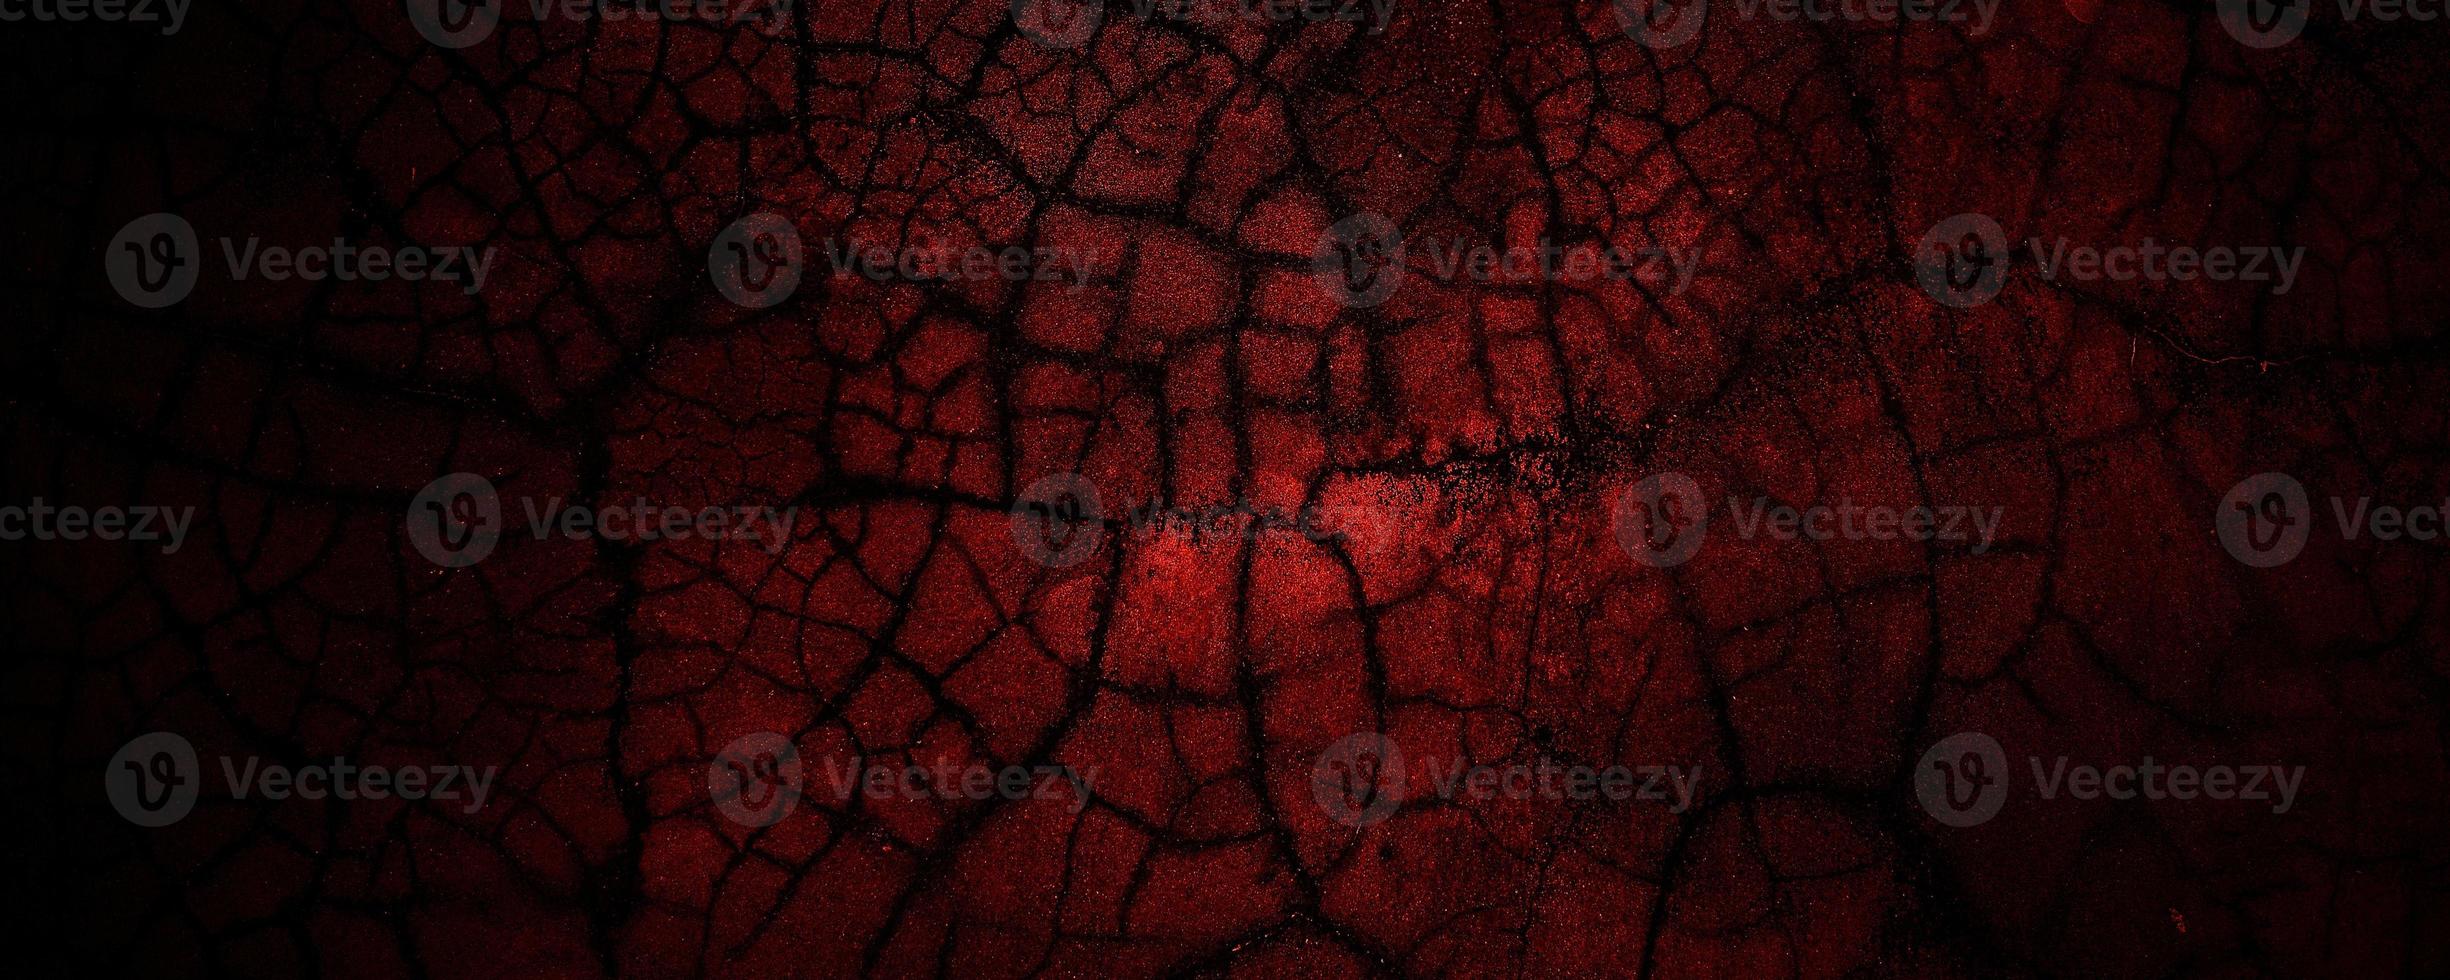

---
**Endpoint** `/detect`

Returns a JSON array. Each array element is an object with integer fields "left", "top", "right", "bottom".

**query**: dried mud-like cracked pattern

[{"left": 4, "top": 0, "right": 2450, "bottom": 976}]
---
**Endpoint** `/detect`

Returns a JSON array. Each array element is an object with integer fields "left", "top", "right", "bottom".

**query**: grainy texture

[{"left": 4, "top": 0, "right": 2449, "bottom": 976}]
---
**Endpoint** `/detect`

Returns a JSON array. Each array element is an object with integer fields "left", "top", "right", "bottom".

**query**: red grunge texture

[{"left": 4, "top": 0, "right": 2449, "bottom": 976}]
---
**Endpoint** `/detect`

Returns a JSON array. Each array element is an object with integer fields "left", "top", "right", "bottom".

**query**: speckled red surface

[{"left": 5, "top": 0, "right": 2450, "bottom": 976}]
